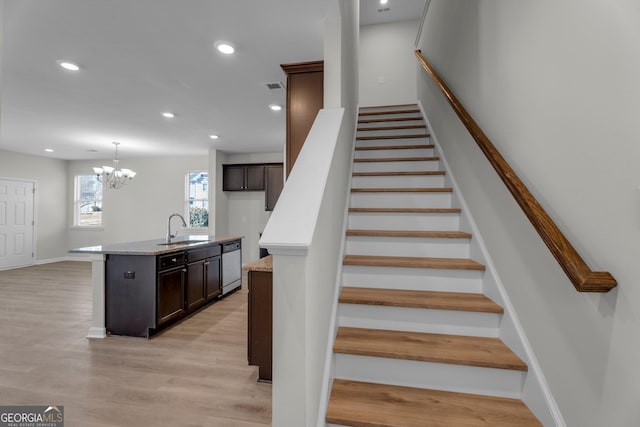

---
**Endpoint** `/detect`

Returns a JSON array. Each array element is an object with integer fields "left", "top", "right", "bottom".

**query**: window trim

[
  {"left": 185, "top": 170, "right": 209, "bottom": 229},
  {"left": 74, "top": 174, "right": 103, "bottom": 228}
]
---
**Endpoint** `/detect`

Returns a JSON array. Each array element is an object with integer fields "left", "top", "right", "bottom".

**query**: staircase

[{"left": 325, "top": 105, "right": 543, "bottom": 426}]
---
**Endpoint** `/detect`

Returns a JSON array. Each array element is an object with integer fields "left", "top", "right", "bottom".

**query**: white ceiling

[
  {"left": 1, "top": 0, "right": 425, "bottom": 161},
  {"left": 360, "top": 0, "right": 426, "bottom": 26}
]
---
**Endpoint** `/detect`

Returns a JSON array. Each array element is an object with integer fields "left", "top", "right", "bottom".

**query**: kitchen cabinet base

[{"left": 247, "top": 269, "right": 272, "bottom": 382}]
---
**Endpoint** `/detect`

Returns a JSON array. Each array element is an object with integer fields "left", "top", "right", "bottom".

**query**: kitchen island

[{"left": 71, "top": 235, "right": 242, "bottom": 338}]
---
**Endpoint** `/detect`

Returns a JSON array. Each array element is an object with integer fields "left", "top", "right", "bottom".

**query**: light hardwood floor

[{"left": 0, "top": 261, "right": 271, "bottom": 426}]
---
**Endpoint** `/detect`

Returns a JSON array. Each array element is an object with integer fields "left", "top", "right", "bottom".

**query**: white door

[{"left": 0, "top": 178, "right": 35, "bottom": 269}]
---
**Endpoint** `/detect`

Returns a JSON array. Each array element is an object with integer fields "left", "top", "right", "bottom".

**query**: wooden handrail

[{"left": 415, "top": 50, "right": 616, "bottom": 292}]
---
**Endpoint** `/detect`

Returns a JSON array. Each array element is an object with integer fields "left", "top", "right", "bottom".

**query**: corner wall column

[{"left": 86, "top": 254, "right": 107, "bottom": 339}]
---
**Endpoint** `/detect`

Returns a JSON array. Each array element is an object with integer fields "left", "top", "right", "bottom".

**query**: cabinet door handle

[
  {"left": 182, "top": 269, "right": 187, "bottom": 273},
  {"left": 204, "top": 262, "right": 210, "bottom": 266},
  {"left": 171, "top": 258, "right": 177, "bottom": 262}
]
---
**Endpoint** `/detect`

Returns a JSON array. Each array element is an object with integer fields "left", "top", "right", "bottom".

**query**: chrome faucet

[{"left": 166, "top": 213, "right": 187, "bottom": 243}]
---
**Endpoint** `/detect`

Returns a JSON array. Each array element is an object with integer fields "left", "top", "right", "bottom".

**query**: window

[
  {"left": 75, "top": 175, "right": 103, "bottom": 227},
  {"left": 186, "top": 172, "right": 209, "bottom": 228}
]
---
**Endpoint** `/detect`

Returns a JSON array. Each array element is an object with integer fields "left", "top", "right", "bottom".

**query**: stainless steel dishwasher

[{"left": 221, "top": 240, "right": 242, "bottom": 295}]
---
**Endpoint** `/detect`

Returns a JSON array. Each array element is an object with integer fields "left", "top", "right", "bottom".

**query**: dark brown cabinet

[
  {"left": 186, "top": 259, "right": 207, "bottom": 311},
  {"left": 157, "top": 266, "right": 186, "bottom": 325},
  {"left": 223, "top": 164, "right": 265, "bottom": 191},
  {"left": 205, "top": 256, "right": 222, "bottom": 301},
  {"left": 281, "top": 60, "right": 324, "bottom": 176},
  {"left": 247, "top": 268, "right": 273, "bottom": 382},
  {"left": 105, "top": 242, "right": 227, "bottom": 338},
  {"left": 265, "top": 164, "right": 284, "bottom": 211},
  {"left": 186, "top": 245, "right": 222, "bottom": 311},
  {"left": 223, "top": 162, "right": 284, "bottom": 211}
]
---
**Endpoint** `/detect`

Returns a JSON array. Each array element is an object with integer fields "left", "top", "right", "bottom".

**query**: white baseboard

[
  {"left": 86, "top": 327, "right": 106, "bottom": 339},
  {"left": 417, "top": 100, "right": 565, "bottom": 427},
  {"left": 36, "top": 256, "right": 91, "bottom": 265}
]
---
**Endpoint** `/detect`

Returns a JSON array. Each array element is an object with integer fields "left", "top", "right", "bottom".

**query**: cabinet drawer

[
  {"left": 187, "top": 245, "right": 221, "bottom": 263},
  {"left": 158, "top": 252, "right": 185, "bottom": 270}
]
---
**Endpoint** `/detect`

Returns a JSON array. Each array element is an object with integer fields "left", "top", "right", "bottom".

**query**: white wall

[
  {"left": 3, "top": 146, "right": 280, "bottom": 265},
  {"left": 0, "top": 149, "right": 68, "bottom": 261},
  {"left": 359, "top": 19, "right": 419, "bottom": 106},
  {"left": 67, "top": 155, "right": 208, "bottom": 250},
  {"left": 210, "top": 149, "right": 228, "bottom": 237},
  {"left": 418, "top": 1, "right": 640, "bottom": 426},
  {"left": 261, "top": 1, "right": 359, "bottom": 425}
]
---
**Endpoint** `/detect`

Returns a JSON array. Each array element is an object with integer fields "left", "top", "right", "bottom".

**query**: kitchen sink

[
  {"left": 157, "top": 241, "right": 190, "bottom": 246},
  {"left": 157, "top": 237, "right": 210, "bottom": 246}
]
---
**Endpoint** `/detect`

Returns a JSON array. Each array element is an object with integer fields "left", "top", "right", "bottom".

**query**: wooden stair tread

[
  {"left": 343, "top": 255, "right": 485, "bottom": 271},
  {"left": 326, "top": 379, "right": 541, "bottom": 427},
  {"left": 359, "top": 109, "right": 420, "bottom": 116},
  {"left": 339, "top": 287, "right": 503, "bottom": 313},
  {"left": 346, "top": 229, "right": 470, "bottom": 238},
  {"left": 355, "top": 144, "right": 434, "bottom": 151},
  {"left": 352, "top": 187, "right": 452, "bottom": 193},
  {"left": 334, "top": 327, "right": 527, "bottom": 371},
  {"left": 357, "top": 134, "right": 430, "bottom": 140},
  {"left": 353, "top": 171, "right": 445, "bottom": 176},
  {"left": 359, "top": 116, "right": 423, "bottom": 123},
  {"left": 354, "top": 156, "right": 439, "bottom": 163},
  {"left": 357, "top": 124, "right": 427, "bottom": 131},
  {"left": 349, "top": 207, "right": 461, "bottom": 213}
]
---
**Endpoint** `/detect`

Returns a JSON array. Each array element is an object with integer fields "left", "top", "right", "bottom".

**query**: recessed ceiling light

[
  {"left": 380, "top": 0, "right": 388, "bottom": 4},
  {"left": 209, "top": 134, "right": 220, "bottom": 140},
  {"left": 44, "top": 148, "right": 54, "bottom": 153},
  {"left": 215, "top": 41, "right": 235, "bottom": 55},
  {"left": 162, "top": 112, "right": 175, "bottom": 118},
  {"left": 269, "top": 104, "right": 282, "bottom": 111},
  {"left": 57, "top": 60, "right": 80, "bottom": 71}
]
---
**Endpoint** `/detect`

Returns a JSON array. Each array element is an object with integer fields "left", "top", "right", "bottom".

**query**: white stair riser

[
  {"left": 342, "top": 265, "right": 483, "bottom": 293},
  {"left": 350, "top": 192, "right": 451, "bottom": 208},
  {"left": 338, "top": 303, "right": 500, "bottom": 337},
  {"left": 359, "top": 105, "right": 419, "bottom": 113},
  {"left": 347, "top": 212, "right": 460, "bottom": 231},
  {"left": 359, "top": 113, "right": 422, "bottom": 120},
  {"left": 357, "top": 128, "right": 429, "bottom": 138},
  {"left": 334, "top": 354, "right": 526, "bottom": 399},
  {"left": 351, "top": 174, "right": 445, "bottom": 188},
  {"left": 358, "top": 119, "right": 425, "bottom": 129},
  {"left": 346, "top": 236, "right": 470, "bottom": 258},
  {"left": 356, "top": 137, "right": 431, "bottom": 145},
  {"left": 353, "top": 160, "right": 440, "bottom": 173},
  {"left": 354, "top": 148, "right": 434, "bottom": 159}
]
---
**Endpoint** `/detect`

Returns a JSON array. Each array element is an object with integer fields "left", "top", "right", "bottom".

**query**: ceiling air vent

[
  {"left": 377, "top": 7, "right": 390, "bottom": 13},
  {"left": 264, "top": 82, "right": 285, "bottom": 94}
]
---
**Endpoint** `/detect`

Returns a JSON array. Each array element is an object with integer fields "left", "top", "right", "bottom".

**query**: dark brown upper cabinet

[
  {"left": 223, "top": 164, "right": 265, "bottom": 191},
  {"left": 222, "top": 163, "right": 284, "bottom": 212},
  {"left": 280, "top": 60, "right": 324, "bottom": 177}
]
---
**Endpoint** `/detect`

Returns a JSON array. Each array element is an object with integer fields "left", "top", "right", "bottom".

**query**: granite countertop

[
  {"left": 243, "top": 255, "right": 272, "bottom": 272},
  {"left": 69, "top": 235, "right": 242, "bottom": 256}
]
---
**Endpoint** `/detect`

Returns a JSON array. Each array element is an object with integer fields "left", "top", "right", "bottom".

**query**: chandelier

[{"left": 92, "top": 142, "right": 136, "bottom": 189}]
